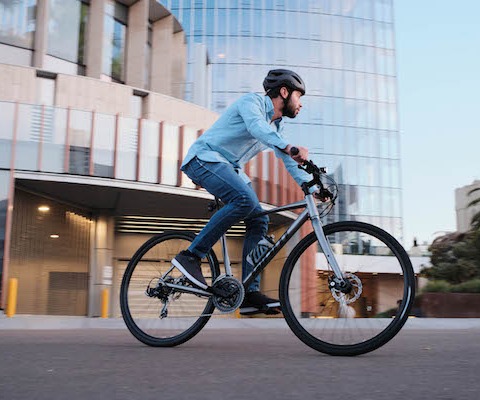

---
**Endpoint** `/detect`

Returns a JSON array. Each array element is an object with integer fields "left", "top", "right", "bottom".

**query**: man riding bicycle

[{"left": 172, "top": 69, "right": 316, "bottom": 315}]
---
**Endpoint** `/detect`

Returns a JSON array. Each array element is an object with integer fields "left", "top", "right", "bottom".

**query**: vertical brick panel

[
  {"left": 280, "top": 165, "right": 287, "bottom": 205},
  {"left": 157, "top": 121, "right": 163, "bottom": 184},
  {"left": 176, "top": 125, "right": 184, "bottom": 187},
  {"left": 194, "top": 129, "right": 203, "bottom": 189},
  {"left": 268, "top": 152, "right": 275, "bottom": 205},
  {"left": 135, "top": 118, "right": 142, "bottom": 181},
  {"left": 89, "top": 110, "right": 96, "bottom": 176},
  {"left": 64, "top": 107, "right": 71, "bottom": 173},
  {"left": 257, "top": 152, "right": 264, "bottom": 202},
  {"left": 113, "top": 113, "right": 120, "bottom": 179}
]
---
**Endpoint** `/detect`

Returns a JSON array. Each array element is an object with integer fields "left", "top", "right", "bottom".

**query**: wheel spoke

[
  {"left": 280, "top": 221, "right": 415, "bottom": 356},
  {"left": 120, "top": 232, "right": 219, "bottom": 347}
]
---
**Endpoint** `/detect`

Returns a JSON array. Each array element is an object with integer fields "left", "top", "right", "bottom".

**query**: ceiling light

[
  {"left": 38, "top": 206, "right": 50, "bottom": 212},
  {"left": 50, "top": 234, "right": 59, "bottom": 239}
]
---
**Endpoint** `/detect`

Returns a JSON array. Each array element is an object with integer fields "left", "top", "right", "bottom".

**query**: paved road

[{"left": 1, "top": 327, "right": 479, "bottom": 400}]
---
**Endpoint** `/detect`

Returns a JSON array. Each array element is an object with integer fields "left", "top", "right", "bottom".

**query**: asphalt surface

[{"left": 1, "top": 326, "right": 479, "bottom": 400}]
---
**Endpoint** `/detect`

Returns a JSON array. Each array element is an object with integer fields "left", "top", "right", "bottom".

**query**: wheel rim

[
  {"left": 121, "top": 234, "right": 217, "bottom": 345},
  {"left": 283, "top": 222, "right": 414, "bottom": 352}
]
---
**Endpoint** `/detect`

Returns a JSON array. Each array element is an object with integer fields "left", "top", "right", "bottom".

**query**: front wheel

[
  {"left": 280, "top": 221, "right": 415, "bottom": 356},
  {"left": 120, "top": 231, "right": 220, "bottom": 347}
]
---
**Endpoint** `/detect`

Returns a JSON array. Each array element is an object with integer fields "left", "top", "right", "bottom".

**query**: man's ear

[{"left": 280, "top": 86, "right": 289, "bottom": 99}]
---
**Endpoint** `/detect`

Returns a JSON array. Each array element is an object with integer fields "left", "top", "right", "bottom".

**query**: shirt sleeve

[
  {"left": 237, "top": 95, "right": 290, "bottom": 150},
  {"left": 272, "top": 147, "right": 318, "bottom": 194}
]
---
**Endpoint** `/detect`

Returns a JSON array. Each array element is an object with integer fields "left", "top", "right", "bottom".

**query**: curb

[{"left": 1, "top": 315, "right": 480, "bottom": 330}]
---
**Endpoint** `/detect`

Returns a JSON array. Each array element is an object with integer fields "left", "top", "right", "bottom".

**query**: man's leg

[
  {"left": 241, "top": 194, "right": 268, "bottom": 293},
  {"left": 238, "top": 187, "right": 281, "bottom": 315},
  {"left": 173, "top": 158, "right": 262, "bottom": 288},
  {"left": 186, "top": 159, "right": 263, "bottom": 257}
]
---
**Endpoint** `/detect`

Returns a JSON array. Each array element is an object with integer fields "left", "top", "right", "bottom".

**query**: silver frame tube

[{"left": 304, "top": 194, "right": 345, "bottom": 281}]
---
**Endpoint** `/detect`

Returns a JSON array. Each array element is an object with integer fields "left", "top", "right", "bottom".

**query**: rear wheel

[
  {"left": 280, "top": 221, "right": 415, "bottom": 356},
  {"left": 120, "top": 231, "right": 220, "bottom": 347}
]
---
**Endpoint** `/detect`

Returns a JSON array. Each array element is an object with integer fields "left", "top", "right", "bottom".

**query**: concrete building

[
  {"left": 0, "top": 0, "right": 299, "bottom": 315},
  {"left": 456, "top": 180, "right": 480, "bottom": 232}
]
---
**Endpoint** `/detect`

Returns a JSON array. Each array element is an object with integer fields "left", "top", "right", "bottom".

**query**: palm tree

[{"left": 467, "top": 186, "right": 480, "bottom": 229}]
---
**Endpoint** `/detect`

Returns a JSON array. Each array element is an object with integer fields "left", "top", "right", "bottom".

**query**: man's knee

[
  {"left": 234, "top": 193, "right": 260, "bottom": 217},
  {"left": 245, "top": 212, "right": 269, "bottom": 233}
]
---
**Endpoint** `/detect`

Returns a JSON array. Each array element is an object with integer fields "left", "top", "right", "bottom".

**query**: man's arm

[
  {"left": 238, "top": 95, "right": 309, "bottom": 164},
  {"left": 237, "top": 95, "right": 290, "bottom": 149}
]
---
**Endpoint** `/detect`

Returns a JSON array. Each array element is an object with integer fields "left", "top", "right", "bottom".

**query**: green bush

[
  {"left": 451, "top": 279, "right": 480, "bottom": 293},
  {"left": 422, "top": 279, "right": 480, "bottom": 293},
  {"left": 422, "top": 280, "right": 452, "bottom": 293}
]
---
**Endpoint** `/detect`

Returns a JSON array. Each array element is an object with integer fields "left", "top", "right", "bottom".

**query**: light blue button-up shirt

[{"left": 182, "top": 93, "right": 312, "bottom": 188}]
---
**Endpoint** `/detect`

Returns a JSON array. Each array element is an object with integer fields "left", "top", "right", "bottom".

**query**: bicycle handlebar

[{"left": 290, "top": 146, "right": 333, "bottom": 199}]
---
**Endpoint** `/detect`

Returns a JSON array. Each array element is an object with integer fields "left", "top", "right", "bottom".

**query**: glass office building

[{"left": 160, "top": 0, "right": 402, "bottom": 241}]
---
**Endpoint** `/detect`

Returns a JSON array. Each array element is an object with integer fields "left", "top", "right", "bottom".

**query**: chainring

[{"left": 212, "top": 275, "right": 245, "bottom": 313}]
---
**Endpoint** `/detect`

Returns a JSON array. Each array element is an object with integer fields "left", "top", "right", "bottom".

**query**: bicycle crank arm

[{"left": 163, "top": 283, "right": 212, "bottom": 297}]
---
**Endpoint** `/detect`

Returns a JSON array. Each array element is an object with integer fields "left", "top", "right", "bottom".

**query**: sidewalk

[{"left": 1, "top": 313, "right": 480, "bottom": 330}]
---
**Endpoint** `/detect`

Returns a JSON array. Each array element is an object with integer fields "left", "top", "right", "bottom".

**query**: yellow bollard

[
  {"left": 6, "top": 278, "right": 18, "bottom": 318},
  {"left": 101, "top": 287, "right": 109, "bottom": 318}
]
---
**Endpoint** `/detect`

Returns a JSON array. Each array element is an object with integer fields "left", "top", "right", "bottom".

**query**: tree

[
  {"left": 424, "top": 232, "right": 479, "bottom": 284},
  {"left": 422, "top": 186, "right": 480, "bottom": 286},
  {"left": 467, "top": 187, "right": 480, "bottom": 230}
]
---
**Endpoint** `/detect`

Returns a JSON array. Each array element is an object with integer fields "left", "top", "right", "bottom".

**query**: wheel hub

[{"left": 329, "top": 273, "right": 362, "bottom": 304}]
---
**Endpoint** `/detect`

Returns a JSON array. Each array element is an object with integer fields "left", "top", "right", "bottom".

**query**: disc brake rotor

[{"left": 330, "top": 273, "right": 362, "bottom": 304}]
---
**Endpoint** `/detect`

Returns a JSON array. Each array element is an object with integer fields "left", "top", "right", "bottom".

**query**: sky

[{"left": 394, "top": 0, "right": 480, "bottom": 247}]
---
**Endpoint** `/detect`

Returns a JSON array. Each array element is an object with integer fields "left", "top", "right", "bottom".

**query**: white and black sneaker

[
  {"left": 239, "top": 291, "right": 281, "bottom": 315},
  {"left": 172, "top": 250, "right": 208, "bottom": 290}
]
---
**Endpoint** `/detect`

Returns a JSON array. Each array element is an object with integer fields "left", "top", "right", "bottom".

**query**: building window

[
  {"left": 47, "top": 0, "right": 88, "bottom": 65},
  {"left": 103, "top": 1, "right": 127, "bottom": 83},
  {"left": 0, "top": 0, "right": 36, "bottom": 49}
]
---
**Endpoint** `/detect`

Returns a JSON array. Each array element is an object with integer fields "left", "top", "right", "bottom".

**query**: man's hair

[{"left": 266, "top": 86, "right": 290, "bottom": 99}]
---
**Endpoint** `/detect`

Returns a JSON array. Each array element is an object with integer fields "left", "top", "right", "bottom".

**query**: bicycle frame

[
  {"left": 241, "top": 193, "right": 344, "bottom": 289},
  {"left": 161, "top": 193, "right": 345, "bottom": 298}
]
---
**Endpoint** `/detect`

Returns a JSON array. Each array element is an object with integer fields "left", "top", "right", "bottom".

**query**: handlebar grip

[{"left": 290, "top": 146, "right": 299, "bottom": 156}]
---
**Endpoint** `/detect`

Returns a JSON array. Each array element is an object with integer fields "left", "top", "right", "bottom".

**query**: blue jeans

[{"left": 183, "top": 157, "right": 269, "bottom": 292}]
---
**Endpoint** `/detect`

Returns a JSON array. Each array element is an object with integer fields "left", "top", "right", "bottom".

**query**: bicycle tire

[
  {"left": 279, "top": 221, "right": 415, "bottom": 356},
  {"left": 120, "top": 231, "right": 220, "bottom": 347}
]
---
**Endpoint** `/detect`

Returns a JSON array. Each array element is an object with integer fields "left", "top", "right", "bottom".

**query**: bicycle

[{"left": 120, "top": 156, "right": 415, "bottom": 356}]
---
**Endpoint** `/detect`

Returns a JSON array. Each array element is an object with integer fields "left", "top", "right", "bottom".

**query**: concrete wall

[
  {"left": 0, "top": 63, "right": 218, "bottom": 127},
  {"left": 0, "top": 64, "right": 37, "bottom": 104}
]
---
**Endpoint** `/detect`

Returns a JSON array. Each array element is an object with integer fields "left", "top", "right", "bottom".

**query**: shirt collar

[
  {"left": 265, "top": 95, "right": 274, "bottom": 118},
  {"left": 265, "top": 95, "right": 283, "bottom": 126}
]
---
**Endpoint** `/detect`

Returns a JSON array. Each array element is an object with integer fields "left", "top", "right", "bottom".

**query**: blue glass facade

[{"left": 160, "top": 0, "right": 402, "bottom": 240}]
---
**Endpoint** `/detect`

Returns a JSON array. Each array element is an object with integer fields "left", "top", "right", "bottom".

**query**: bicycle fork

[{"left": 304, "top": 194, "right": 347, "bottom": 287}]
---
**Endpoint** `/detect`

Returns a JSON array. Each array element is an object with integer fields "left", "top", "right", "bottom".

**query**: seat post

[{"left": 220, "top": 234, "right": 233, "bottom": 276}]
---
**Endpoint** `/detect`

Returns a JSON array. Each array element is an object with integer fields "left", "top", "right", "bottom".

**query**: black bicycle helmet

[{"left": 263, "top": 69, "right": 306, "bottom": 95}]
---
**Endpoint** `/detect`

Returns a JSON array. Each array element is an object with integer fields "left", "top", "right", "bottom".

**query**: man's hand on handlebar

[
  {"left": 285, "top": 144, "right": 308, "bottom": 164},
  {"left": 314, "top": 188, "right": 333, "bottom": 203}
]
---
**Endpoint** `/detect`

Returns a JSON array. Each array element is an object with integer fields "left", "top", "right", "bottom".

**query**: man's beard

[{"left": 283, "top": 98, "right": 297, "bottom": 118}]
